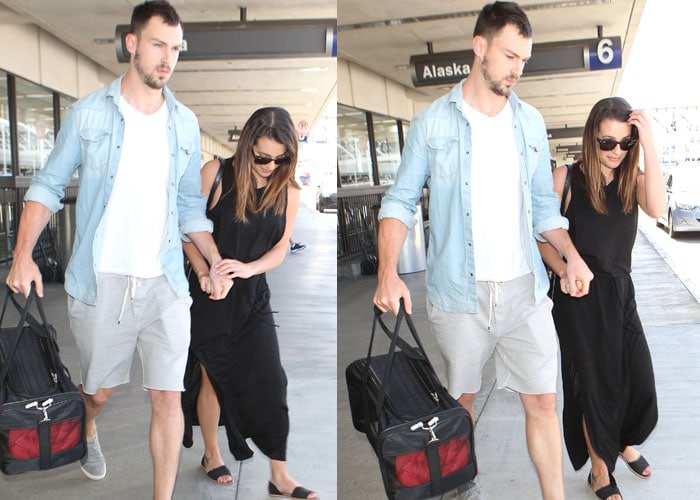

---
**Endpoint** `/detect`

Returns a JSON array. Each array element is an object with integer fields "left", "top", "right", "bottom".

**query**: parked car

[{"left": 656, "top": 168, "right": 700, "bottom": 238}]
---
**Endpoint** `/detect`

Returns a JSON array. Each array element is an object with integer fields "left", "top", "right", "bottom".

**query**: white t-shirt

[
  {"left": 463, "top": 100, "right": 530, "bottom": 281},
  {"left": 96, "top": 97, "right": 170, "bottom": 277}
]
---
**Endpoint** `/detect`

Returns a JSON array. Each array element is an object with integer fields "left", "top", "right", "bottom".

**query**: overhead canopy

[{"left": 338, "top": 0, "right": 646, "bottom": 160}]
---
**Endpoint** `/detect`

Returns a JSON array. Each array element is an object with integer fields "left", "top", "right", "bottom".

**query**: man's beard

[
  {"left": 481, "top": 55, "right": 517, "bottom": 97},
  {"left": 134, "top": 50, "right": 169, "bottom": 90}
]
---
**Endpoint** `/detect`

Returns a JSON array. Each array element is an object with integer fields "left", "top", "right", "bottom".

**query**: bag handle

[
  {"left": 363, "top": 300, "right": 438, "bottom": 426},
  {"left": 0, "top": 286, "right": 44, "bottom": 387},
  {"left": 207, "top": 158, "right": 226, "bottom": 208},
  {"left": 560, "top": 162, "right": 575, "bottom": 214}
]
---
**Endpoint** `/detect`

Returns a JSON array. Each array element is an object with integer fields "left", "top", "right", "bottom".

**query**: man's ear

[
  {"left": 125, "top": 32, "right": 137, "bottom": 55},
  {"left": 473, "top": 35, "right": 487, "bottom": 59}
]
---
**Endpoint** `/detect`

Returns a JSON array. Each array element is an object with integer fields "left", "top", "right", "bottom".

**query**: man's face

[
  {"left": 129, "top": 16, "right": 184, "bottom": 90},
  {"left": 478, "top": 24, "right": 532, "bottom": 97}
]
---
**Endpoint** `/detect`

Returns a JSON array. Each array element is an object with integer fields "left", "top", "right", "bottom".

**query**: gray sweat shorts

[
  {"left": 427, "top": 273, "right": 558, "bottom": 397},
  {"left": 67, "top": 273, "right": 192, "bottom": 395}
]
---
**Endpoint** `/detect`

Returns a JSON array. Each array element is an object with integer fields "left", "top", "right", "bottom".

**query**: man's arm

[
  {"left": 186, "top": 231, "right": 231, "bottom": 300},
  {"left": 373, "top": 217, "right": 411, "bottom": 315},
  {"left": 5, "top": 201, "right": 53, "bottom": 297}
]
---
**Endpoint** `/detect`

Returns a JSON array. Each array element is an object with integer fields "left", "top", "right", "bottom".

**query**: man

[
  {"left": 5, "top": 2, "right": 230, "bottom": 498},
  {"left": 373, "top": 2, "right": 594, "bottom": 499}
]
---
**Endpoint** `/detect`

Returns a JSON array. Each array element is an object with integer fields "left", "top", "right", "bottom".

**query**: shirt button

[
  {"left": 465, "top": 181, "right": 469, "bottom": 186},
  {"left": 466, "top": 212, "right": 470, "bottom": 216}
]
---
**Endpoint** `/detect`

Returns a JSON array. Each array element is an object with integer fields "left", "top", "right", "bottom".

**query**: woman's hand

[
  {"left": 628, "top": 109, "right": 653, "bottom": 150},
  {"left": 215, "top": 259, "right": 256, "bottom": 280}
]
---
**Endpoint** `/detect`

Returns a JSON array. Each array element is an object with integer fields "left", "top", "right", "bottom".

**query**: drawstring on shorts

[
  {"left": 117, "top": 276, "right": 140, "bottom": 324},
  {"left": 487, "top": 281, "right": 502, "bottom": 332}
]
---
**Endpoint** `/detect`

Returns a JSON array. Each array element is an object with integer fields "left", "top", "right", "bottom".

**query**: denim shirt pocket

[
  {"left": 175, "top": 143, "right": 196, "bottom": 178},
  {"left": 79, "top": 128, "right": 112, "bottom": 171},
  {"left": 523, "top": 135, "right": 546, "bottom": 178},
  {"left": 427, "top": 136, "right": 459, "bottom": 179}
]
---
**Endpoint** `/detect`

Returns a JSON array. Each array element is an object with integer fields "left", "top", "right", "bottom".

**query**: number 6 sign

[{"left": 589, "top": 36, "right": 622, "bottom": 71}]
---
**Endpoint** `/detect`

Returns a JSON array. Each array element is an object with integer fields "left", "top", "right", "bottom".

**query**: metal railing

[
  {"left": 0, "top": 186, "right": 79, "bottom": 277},
  {"left": 337, "top": 185, "right": 429, "bottom": 264}
]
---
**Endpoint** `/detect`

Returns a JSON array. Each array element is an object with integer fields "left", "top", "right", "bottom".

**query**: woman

[
  {"left": 182, "top": 107, "right": 317, "bottom": 499},
  {"left": 539, "top": 97, "right": 665, "bottom": 500}
]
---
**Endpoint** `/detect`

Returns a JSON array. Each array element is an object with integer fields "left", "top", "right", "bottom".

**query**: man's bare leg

[
  {"left": 519, "top": 393, "right": 564, "bottom": 500},
  {"left": 149, "top": 390, "right": 184, "bottom": 500}
]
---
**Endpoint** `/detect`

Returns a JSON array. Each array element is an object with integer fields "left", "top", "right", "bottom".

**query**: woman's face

[
  {"left": 251, "top": 136, "right": 288, "bottom": 185},
  {"left": 596, "top": 118, "right": 633, "bottom": 173}
]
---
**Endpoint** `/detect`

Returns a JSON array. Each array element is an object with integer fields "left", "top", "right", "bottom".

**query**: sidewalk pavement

[
  {"left": 0, "top": 203, "right": 337, "bottom": 500},
  {"left": 338, "top": 229, "right": 700, "bottom": 499}
]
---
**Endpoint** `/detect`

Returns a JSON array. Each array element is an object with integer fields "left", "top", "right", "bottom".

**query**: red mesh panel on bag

[
  {"left": 8, "top": 418, "right": 82, "bottom": 459},
  {"left": 395, "top": 436, "right": 469, "bottom": 487}
]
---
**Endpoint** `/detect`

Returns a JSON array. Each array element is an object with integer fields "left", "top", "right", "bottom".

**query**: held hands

[
  {"left": 560, "top": 256, "right": 594, "bottom": 297},
  {"left": 204, "top": 267, "right": 233, "bottom": 300},
  {"left": 373, "top": 271, "right": 412, "bottom": 316}
]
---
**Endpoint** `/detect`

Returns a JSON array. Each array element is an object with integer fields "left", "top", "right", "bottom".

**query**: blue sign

[{"left": 588, "top": 37, "right": 622, "bottom": 71}]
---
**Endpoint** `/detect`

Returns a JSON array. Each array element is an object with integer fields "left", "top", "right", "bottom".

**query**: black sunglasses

[
  {"left": 596, "top": 137, "right": 637, "bottom": 151},
  {"left": 252, "top": 149, "right": 290, "bottom": 166}
]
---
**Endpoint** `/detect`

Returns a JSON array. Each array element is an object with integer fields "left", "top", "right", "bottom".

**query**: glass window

[
  {"left": 337, "top": 105, "right": 372, "bottom": 186},
  {"left": 59, "top": 94, "right": 77, "bottom": 179},
  {"left": 59, "top": 93, "right": 76, "bottom": 127},
  {"left": 0, "top": 73, "right": 10, "bottom": 177},
  {"left": 15, "top": 77, "right": 54, "bottom": 177},
  {"left": 372, "top": 113, "right": 401, "bottom": 185}
]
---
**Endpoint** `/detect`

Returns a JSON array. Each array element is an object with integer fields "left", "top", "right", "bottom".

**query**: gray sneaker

[
  {"left": 455, "top": 478, "right": 486, "bottom": 500},
  {"left": 80, "top": 434, "right": 106, "bottom": 480}
]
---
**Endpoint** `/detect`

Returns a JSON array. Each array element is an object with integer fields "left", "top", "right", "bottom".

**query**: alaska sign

[{"left": 410, "top": 37, "right": 622, "bottom": 87}]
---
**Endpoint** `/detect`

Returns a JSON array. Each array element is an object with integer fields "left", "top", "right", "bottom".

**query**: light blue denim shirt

[
  {"left": 25, "top": 76, "right": 211, "bottom": 305},
  {"left": 379, "top": 80, "right": 568, "bottom": 313}
]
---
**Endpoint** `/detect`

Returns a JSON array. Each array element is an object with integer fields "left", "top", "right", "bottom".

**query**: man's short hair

[
  {"left": 473, "top": 1, "right": 532, "bottom": 40},
  {"left": 130, "top": 0, "right": 181, "bottom": 35}
]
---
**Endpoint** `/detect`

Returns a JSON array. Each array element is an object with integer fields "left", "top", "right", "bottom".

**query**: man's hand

[
  {"left": 373, "top": 271, "right": 412, "bottom": 315},
  {"left": 562, "top": 255, "right": 594, "bottom": 297},
  {"left": 5, "top": 257, "right": 43, "bottom": 298},
  {"left": 206, "top": 268, "right": 233, "bottom": 300}
]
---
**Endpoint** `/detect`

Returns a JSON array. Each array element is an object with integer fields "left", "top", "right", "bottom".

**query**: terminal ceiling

[
  {"left": 338, "top": 0, "right": 646, "bottom": 162},
  {"left": 0, "top": 0, "right": 337, "bottom": 151}
]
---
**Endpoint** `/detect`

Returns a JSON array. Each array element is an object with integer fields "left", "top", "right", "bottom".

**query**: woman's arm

[
  {"left": 631, "top": 110, "right": 665, "bottom": 218},
  {"left": 214, "top": 184, "right": 301, "bottom": 280}
]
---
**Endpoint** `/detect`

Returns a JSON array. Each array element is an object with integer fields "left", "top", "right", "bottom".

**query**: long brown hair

[
  {"left": 229, "top": 107, "right": 299, "bottom": 223},
  {"left": 576, "top": 96, "right": 640, "bottom": 215}
]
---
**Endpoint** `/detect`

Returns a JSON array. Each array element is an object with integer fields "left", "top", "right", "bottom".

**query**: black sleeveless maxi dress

[
  {"left": 552, "top": 167, "right": 658, "bottom": 473},
  {"left": 182, "top": 165, "right": 289, "bottom": 461}
]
